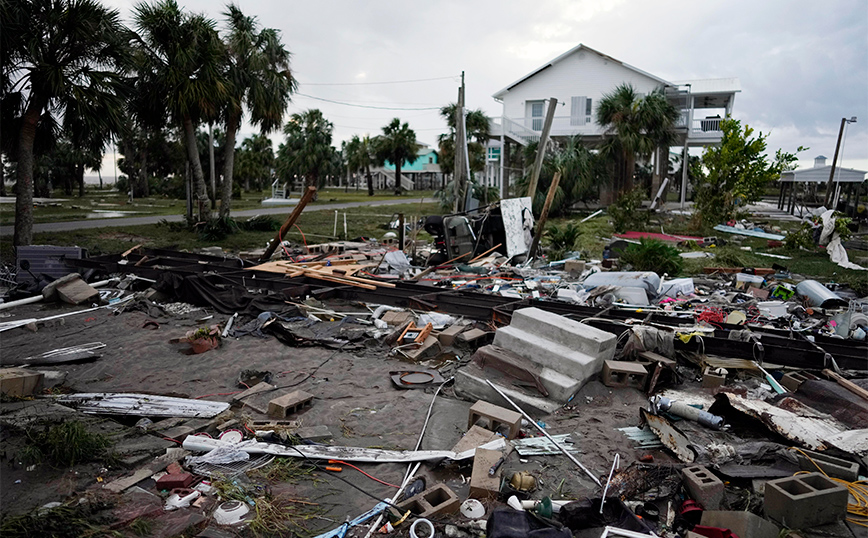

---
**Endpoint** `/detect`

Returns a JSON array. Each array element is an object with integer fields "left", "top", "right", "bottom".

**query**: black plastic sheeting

[{"left": 155, "top": 273, "right": 300, "bottom": 316}]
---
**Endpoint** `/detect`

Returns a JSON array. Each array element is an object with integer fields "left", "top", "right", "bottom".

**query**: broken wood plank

[
  {"left": 823, "top": 369, "right": 868, "bottom": 403},
  {"left": 55, "top": 393, "right": 230, "bottom": 418}
]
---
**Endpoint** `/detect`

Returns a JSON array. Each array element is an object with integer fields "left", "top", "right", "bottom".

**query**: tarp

[{"left": 155, "top": 273, "right": 303, "bottom": 315}]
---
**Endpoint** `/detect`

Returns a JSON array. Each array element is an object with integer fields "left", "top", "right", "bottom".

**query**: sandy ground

[{"left": 0, "top": 296, "right": 674, "bottom": 535}]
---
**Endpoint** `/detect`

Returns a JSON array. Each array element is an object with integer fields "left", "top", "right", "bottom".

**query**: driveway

[{"left": 0, "top": 198, "right": 429, "bottom": 235}]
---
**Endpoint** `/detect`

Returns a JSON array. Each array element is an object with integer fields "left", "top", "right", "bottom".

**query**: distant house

[
  {"left": 778, "top": 155, "right": 866, "bottom": 216},
  {"left": 372, "top": 145, "right": 442, "bottom": 191},
  {"left": 487, "top": 43, "right": 740, "bottom": 199}
]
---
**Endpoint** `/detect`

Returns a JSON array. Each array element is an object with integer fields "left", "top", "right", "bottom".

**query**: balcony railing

[{"left": 494, "top": 113, "right": 724, "bottom": 145}]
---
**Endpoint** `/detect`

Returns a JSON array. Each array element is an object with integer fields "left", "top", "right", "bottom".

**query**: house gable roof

[{"left": 492, "top": 43, "right": 672, "bottom": 100}]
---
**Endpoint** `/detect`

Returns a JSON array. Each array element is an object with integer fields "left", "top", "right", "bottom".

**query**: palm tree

[
  {"left": 276, "top": 109, "right": 336, "bottom": 190},
  {"left": 1, "top": 0, "right": 130, "bottom": 245},
  {"left": 234, "top": 134, "right": 274, "bottom": 191},
  {"left": 346, "top": 134, "right": 376, "bottom": 196},
  {"left": 133, "top": 0, "right": 227, "bottom": 220},
  {"left": 595, "top": 83, "right": 679, "bottom": 201},
  {"left": 218, "top": 4, "right": 295, "bottom": 217},
  {"left": 375, "top": 118, "right": 419, "bottom": 195}
]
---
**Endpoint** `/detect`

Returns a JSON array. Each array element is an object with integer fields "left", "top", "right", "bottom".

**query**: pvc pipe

[
  {"left": 409, "top": 519, "right": 434, "bottom": 538},
  {"left": 0, "top": 278, "right": 115, "bottom": 311}
]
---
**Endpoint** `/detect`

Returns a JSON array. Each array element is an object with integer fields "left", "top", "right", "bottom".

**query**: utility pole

[
  {"left": 208, "top": 123, "right": 216, "bottom": 210},
  {"left": 453, "top": 71, "right": 465, "bottom": 213},
  {"left": 824, "top": 116, "right": 857, "bottom": 208},
  {"left": 526, "top": 97, "right": 558, "bottom": 202}
]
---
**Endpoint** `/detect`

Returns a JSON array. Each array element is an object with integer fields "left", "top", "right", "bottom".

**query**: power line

[
  {"left": 295, "top": 92, "right": 441, "bottom": 111},
  {"left": 301, "top": 75, "right": 459, "bottom": 86}
]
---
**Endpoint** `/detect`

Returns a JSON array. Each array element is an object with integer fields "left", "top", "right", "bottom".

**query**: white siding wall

[{"left": 500, "top": 49, "right": 664, "bottom": 127}]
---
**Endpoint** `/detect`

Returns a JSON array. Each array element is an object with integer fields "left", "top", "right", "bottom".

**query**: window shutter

[{"left": 571, "top": 96, "right": 586, "bottom": 126}]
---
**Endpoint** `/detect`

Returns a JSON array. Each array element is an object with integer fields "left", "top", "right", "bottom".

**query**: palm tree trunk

[
  {"left": 13, "top": 99, "right": 44, "bottom": 246},
  {"left": 394, "top": 164, "right": 402, "bottom": 196},
  {"left": 139, "top": 149, "right": 149, "bottom": 198},
  {"left": 625, "top": 153, "right": 635, "bottom": 193},
  {"left": 77, "top": 163, "right": 85, "bottom": 197},
  {"left": 366, "top": 164, "right": 373, "bottom": 196},
  {"left": 0, "top": 159, "right": 6, "bottom": 197},
  {"left": 220, "top": 113, "right": 240, "bottom": 218},
  {"left": 183, "top": 116, "right": 210, "bottom": 220}
]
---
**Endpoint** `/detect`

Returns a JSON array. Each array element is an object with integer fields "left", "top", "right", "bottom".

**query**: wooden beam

[
  {"left": 823, "top": 369, "right": 868, "bottom": 403},
  {"left": 528, "top": 171, "right": 561, "bottom": 259},
  {"left": 260, "top": 186, "right": 317, "bottom": 262}
]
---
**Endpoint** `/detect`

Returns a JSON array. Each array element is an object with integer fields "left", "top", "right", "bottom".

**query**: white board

[{"left": 500, "top": 197, "right": 534, "bottom": 258}]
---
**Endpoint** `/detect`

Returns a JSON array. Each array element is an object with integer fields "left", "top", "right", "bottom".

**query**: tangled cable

[{"left": 790, "top": 447, "right": 868, "bottom": 527}]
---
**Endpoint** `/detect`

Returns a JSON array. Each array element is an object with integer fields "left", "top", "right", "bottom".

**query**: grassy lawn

[
  {"left": 0, "top": 187, "right": 436, "bottom": 225},
  {"left": 0, "top": 202, "right": 440, "bottom": 263}
]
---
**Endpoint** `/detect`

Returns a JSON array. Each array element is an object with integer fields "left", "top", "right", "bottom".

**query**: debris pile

[{"left": 1, "top": 198, "right": 866, "bottom": 538}]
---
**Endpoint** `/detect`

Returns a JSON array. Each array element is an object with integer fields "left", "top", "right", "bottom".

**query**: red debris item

[
  {"left": 690, "top": 525, "right": 739, "bottom": 538},
  {"left": 156, "top": 472, "right": 194, "bottom": 490},
  {"left": 639, "top": 454, "right": 654, "bottom": 463},
  {"left": 166, "top": 462, "right": 183, "bottom": 475},
  {"left": 143, "top": 320, "right": 160, "bottom": 330}
]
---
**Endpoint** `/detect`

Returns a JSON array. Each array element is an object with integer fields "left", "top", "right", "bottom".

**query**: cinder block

[
  {"left": 392, "top": 483, "right": 459, "bottom": 518},
  {"left": 0, "top": 368, "right": 44, "bottom": 397},
  {"left": 468, "top": 400, "right": 522, "bottom": 439},
  {"left": 701, "top": 367, "right": 726, "bottom": 388},
  {"left": 451, "top": 425, "right": 498, "bottom": 454},
  {"left": 402, "top": 335, "right": 441, "bottom": 361},
  {"left": 437, "top": 325, "right": 466, "bottom": 347},
  {"left": 780, "top": 372, "right": 809, "bottom": 392},
  {"left": 296, "top": 425, "right": 332, "bottom": 442},
  {"left": 601, "top": 360, "right": 648, "bottom": 389},
  {"left": 764, "top": 472, "right": 848, "bottom": 528},
  {"left": 683, "top": 465, "right": 725, "bottom": 510},
  {"left": 564, "top": 260, "right": 586, "bottom": 276},
  {"left": 267, "top": 390, "right": 313, "bottom": 418},
  {"left": 469, "top": 448, "right": 502, "bottom": 499},
  {"left": 795, "top": 449, "right": 860, "bottom": 482},
  {"left": 457, "top": 328, "right": 491, "bottom": 345},
  {"left": 701, "top": 510, "right": 779, "bottom": 538}
]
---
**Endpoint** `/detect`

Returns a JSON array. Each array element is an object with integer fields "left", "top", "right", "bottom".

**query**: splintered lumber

[
  {"left": 468, "top": 243, "right": 503, "bottom": 264},
  {"left": 302, "top": 267, "right": 396, "bottom": 288},
  {"left": 823, "top": 369, "right": 868, "bottom": 403},
  {"left": 260, "top": 186, "right": 317, "bottom": 262}
]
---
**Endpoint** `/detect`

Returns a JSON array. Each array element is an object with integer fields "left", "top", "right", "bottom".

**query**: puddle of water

[{"left": 85, "top": 210, "right": 143, "bottom": 218}]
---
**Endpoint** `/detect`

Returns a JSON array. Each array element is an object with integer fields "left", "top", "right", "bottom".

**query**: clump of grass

[
  {"left": 0, "top": 500, "right": 118, "bottom": 538},
  {"left": 23, "top": 420, "right": 113, "bottom": 468},
  {"left": 239, "top": 215, "right": 281, "bottom": 232},
  {"left": 251, "top": 458, "right": 318, "bottom": 484},
  {"left": 128, "top": 517, "right": 153, "bottom": 537},
  {"left": 619, "top": 238, "right": 683, "bottom": 276}
]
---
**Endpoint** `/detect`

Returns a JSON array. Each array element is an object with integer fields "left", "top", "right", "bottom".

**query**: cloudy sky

[{"left": 99, "top": 0, "right": 868, "bottom": 178}]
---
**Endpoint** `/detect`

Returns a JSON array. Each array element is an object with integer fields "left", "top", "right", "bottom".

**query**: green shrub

[
  {"left": 545, "top": 222, "right": 582, "bottom": 260},
  {"left": 197, "top": 216, "right": 239, "bottom": 241},
  {"left": 619, "top": 238, "right": 683, "bottom": 275},
  {"left": 23, "top": 421, "right": 113, "bottom": 468},
  {"left": 239, "top": 215, "right": 281, "bottom": 232},
  {"left": 608, "top": 187, "right": 649, "bottom": 233}
]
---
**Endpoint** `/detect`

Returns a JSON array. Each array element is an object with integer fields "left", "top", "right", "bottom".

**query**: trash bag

[{"left": 486, "top": 508, "right": 571, "bottom": 538}]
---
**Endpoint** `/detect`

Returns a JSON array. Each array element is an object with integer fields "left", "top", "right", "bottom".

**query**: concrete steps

[
  {"left": 455, "top": 307, "right": 618, "bottom": 413},
  {"left": 493, "top": 326, "right": 605, "bottom": 383},
  {"left": 454, "top": 362, "right": 560, "bottom": 417},
  {"left": 510, "top": 307, "right": 616, "bottom": 357}
]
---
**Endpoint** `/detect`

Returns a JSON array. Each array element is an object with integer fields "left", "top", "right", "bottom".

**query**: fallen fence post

[{"left": 485, "top": 379, "right": 601, "bottom": 487}]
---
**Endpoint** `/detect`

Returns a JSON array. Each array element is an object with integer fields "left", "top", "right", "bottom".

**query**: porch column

[{"left": 501, "top": 138, "right": 510, "bottom": 199}]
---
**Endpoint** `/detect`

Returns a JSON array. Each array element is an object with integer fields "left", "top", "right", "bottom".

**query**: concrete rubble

[{"left": 1, "top": 202, "right": 867, "bottom": 538}]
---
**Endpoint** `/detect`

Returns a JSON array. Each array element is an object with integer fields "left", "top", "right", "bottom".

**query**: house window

[
  {"left": 530, "top": 101, "right": 544, "bottom": 130},
  {"left": 585, "top": 98, "right": 593, "bottom": 123},
  {"left": 429, "top": 157, "right": 433, "bottom": 164}
]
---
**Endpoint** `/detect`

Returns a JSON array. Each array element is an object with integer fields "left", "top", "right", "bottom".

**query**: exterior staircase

[{"left": 455, "top": 307, "right": 616, "bottom": 416}]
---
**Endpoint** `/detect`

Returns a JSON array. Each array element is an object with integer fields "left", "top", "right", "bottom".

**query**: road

[{"left": 0, "top": 198, "right": 430, "bottom": 235}]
